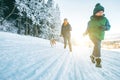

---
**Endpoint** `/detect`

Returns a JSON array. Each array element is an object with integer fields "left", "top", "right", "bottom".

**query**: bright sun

[{"left": 71, "top": 27, "right": 91, "bottom": 47}]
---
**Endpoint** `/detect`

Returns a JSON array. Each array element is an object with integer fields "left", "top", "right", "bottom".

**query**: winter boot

[
  {"left": 95, "top": 58, "right": 102, "bottom": 68},
  {"left": 70, "top": 48, "right": 72, "bottom": 52},
  {"left": 90, "top": 55, "right": 95, "bottom": 63}
]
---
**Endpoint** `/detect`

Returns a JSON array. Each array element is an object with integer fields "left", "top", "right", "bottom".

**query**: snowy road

[{"left": 0, "top": 32, "right": 120, "bottom": 80}]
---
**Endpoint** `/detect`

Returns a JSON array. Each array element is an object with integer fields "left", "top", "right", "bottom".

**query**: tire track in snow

[
  {"left": 6, "top": 48, "right": 62, "bottom": 80},
  {"left": 51, "top": 52, "right": 71, "bottom": 80},
  {"left": 26, "top": 50, "right": 66, "bottom": 80},
  {"left": 41, "top": 51, "right": 71, "bottom": 80}
]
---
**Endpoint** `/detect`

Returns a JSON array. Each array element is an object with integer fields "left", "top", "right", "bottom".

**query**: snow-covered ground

[{"left": 0, "top": 32, "right": 120, "bottom": 80}]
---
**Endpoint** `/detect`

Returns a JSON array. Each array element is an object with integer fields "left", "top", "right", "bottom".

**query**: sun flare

[{"left": 71, "top": 28, "right": 91, "bottom": 47}]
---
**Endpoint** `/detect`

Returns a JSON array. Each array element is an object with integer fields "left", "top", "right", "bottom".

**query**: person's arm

[
  {"left": 83, "top": 22, "right": 89, "bottom": 36},
  {"left": 83, "top": 28, "right": 89, "bottom": 36},
  {"left": 105, "top": 19, "right": 111, "bottom": 31},
  {"left": 60, "top": 24, "right": 63, "bottom": 36},
  {"left": 99, "top": 19, "right": 111, "bottom": 31},
  {"left": 69, "top": 24, "right": 72, "bottom": 31}
]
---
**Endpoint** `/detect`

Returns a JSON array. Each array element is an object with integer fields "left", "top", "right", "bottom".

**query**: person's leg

[
  {"left": 90, "top": 37, "right": 96, "bottom": 58},
  {"left": 68, "top": 36, "right": 72, "bottom": 52},
  {"left": 50, "top": 39, "right": 53, "bottom": 47},
  {"left": 63, "top": 37, "right": 67, "bottom": 49},
  {"left": 91, "top": 37, "right": 102, "bottom": 67},
  {"left": 92, "top": 38, "right": 101, "bottom": 58}
]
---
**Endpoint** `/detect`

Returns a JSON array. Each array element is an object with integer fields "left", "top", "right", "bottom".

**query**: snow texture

[
  {"left": 15, "top": 0, "right": 61, "bottom": 39},
  {"left": 0, "top": 32, "right": 120, "bottom": 80},
  {"left": 0, "top": 0, "right": 61, "bottom": 40}
]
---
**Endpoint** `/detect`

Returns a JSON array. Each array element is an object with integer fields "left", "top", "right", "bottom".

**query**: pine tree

[
  {"left": 46, "top": 1, "right": 61, "bottom": 40},
  {"left": 0, "top": 0, "right": 9, "bottom": 24},
  {"left": 0, "top": 0, "right": 4, "bottom": 19},
  {"left": 47, "top": 0, "right": 54, "bottom": 7},
  {"left": 2, "top": 0, "right": 61, "bottom": 40}
]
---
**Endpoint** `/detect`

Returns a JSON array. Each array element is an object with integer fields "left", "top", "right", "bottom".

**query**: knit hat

[{"left": 93, "top": 3, "right": 104, "bottom": 15}]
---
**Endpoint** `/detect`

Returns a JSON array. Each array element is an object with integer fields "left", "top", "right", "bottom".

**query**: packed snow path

[{"left": 0, "top": 32, "right": 120, "bottom": 80}]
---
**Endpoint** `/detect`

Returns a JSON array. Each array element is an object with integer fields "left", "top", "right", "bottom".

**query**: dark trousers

[
  {"left": 63, "top": 36, "right": 72, "bottom": 51},
  {"left": 90, "top": 37, "right": 101, "bottom": 57}
]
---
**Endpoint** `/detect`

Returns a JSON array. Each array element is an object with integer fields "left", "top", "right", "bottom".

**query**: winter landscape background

[
  {"left": 0, "top": 0, "right": 61, "bottom": 40},
  {"left": 0, "top": 32, "right": 120, "bottom": 80},
  {"left": 0, "top": 0, "right": 120, "bottom": 80}
]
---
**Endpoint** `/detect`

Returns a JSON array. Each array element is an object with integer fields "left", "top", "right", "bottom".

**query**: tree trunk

[
  {"left": 33, "top": 24, "right": 39, "bottom": 37},
  {"left": 1, "top": 5, "right": 16, "bottom": 24},
  {"left": 17, "top": 17, "right": 22, "bottom": 34}
]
